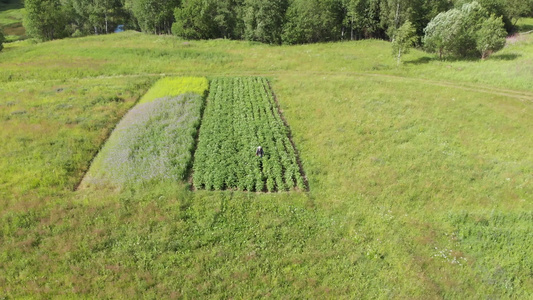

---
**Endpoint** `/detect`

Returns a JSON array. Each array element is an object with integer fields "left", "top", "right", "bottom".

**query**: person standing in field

[{"left": 256, "top": 146, "right": 264, "bottom": 158}]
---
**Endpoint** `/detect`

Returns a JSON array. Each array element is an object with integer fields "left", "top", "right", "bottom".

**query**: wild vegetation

[
  {"left": 193, "top": 77, "right": 304, "bottom": 192},
  {"left": 18, "top": 0, "right": 533, "bottom": 52},
  {"left": 0, "top": 16, "right": 532, "bottom": 298},
  {"left": 0, "top": 77, "right": 152, "bottom": 207},
  {"left": 0, "top": 0, "right": 25, "bottom": 43},
  {"left": 80, "top": 76, "right": 207, "bottom": 191},
  {"left": 80, "top": 91, "right": 206, "bottom": 191},
  {"left": 423, "top": 1, "right": 508, "bottom": 59}
]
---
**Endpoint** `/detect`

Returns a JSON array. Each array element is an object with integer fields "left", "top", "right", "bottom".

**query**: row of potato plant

[{"left": 193, "top": 77, "right": 305, "bottom": 192}]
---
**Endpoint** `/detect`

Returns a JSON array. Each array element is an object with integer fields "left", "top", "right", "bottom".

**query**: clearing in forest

[{"left": 193, "top": 77, "right": 305, "bottom": 192}]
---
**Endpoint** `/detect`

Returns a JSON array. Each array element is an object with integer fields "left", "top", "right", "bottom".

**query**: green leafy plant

[{"left": 193, "top": 77, "right": 305, "bottom": 192}]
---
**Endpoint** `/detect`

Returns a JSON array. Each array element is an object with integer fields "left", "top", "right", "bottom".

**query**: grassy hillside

[
  {"left": 0, "top": 23, "right": 532, "bottom": 298},
  {"left": 0, "top": 0, "right": 25, "bottom": 42}
]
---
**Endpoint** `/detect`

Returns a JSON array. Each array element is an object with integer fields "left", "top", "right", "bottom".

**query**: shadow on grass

[
  {"left": 405, "top": 52, "right": 521, "bottom": 64},
  {"left": 517, "top": 24, "right": 533, "bottom": 33},
  {"left": 404, "top": 56, "right": 433, "bottom": 65},
  {"left": 0, "top": 0, "right": 23, "bottom": 11},
  {"left": 488, "top": 53, "right": 522, "bottom": 61},
  {"left": 404, "top": 55, "right": 479, "bottom": 64}
]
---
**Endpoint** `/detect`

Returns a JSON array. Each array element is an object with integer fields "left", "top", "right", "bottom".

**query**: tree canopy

[
  {"left": 391, "top": 20, "right": 417, "bottom": 65},
  {"left": 24, "top": 0, "right": 69, "bottom": 41},
  {"left": 243, "top": 0, "right": 288, "bottom": 45},
  {"left": 423, "top": 1, "right": 507, "bottom": 59},
  {"left": 21, "top": 0, "right": 528, "bottom": 58}
]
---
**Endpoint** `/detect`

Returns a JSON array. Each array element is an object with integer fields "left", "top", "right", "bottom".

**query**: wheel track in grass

[{"left": 6, "top": 71, "right": 533, "bottom": 103}]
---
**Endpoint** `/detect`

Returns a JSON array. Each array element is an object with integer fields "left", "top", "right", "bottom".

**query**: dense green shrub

[
  {"left": 23, "top": 0, "right": 69, "bottom": 41},
  {"left": 423, "top": 1, "right": 507, "bottom": 58}
]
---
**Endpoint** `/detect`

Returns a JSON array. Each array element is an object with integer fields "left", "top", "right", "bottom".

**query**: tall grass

[
  {"left": 0, "top": 77, "right": 152, "bottom": 208},
  {"left": 81, "top": 93, "right": 204, "bottom": 190},
  {"left": 138, "top": 76, "right": 208, "bottom": 104},
  {"left": 0, "top": 24, "right": 532, "bottom": 298}
]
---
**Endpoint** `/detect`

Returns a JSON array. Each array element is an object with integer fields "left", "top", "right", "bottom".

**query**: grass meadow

[
  {"left": 0, "top": 0, "right": 25, "bottom": 42},
  {"left": 0, "top": 19, "right": 532, "bottom": 297}
]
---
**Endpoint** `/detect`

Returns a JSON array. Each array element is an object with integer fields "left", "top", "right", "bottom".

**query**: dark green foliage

[
  {"left": 193, "top": 77, "right": 305, "bottom": 192},
  {"left": 0, "top": 30, "right": 4, "bottom": 51},
  {"left": 63, "top": 0, "right": 126, "bottom": 35},
  {"left": 21, "top": 0, "right": 530, "bottom": 45},
  {"left": 506, "top": 0, "right": 533, "bottom": 25},
  {"left": 172, "top": 0, "right": 242, "bottom": 39},
  {"left": 172, "top": 0, "right": 218, "bottom": 39},
  {"left": 476, "top": 15, "right": 507, "bottom": 58},
  {"left": 126, "top": 0, "right": 180, "bottom": 34},
  {"left": 23, "top": 0, "right": 69, "bottom": 41},
  {"left": 343, "top": 0, "right": 386, "bottom": 40},
  {"left": 462, "top": 0, "right": 513, "bottom": 32},
  {"left": 424, "top": 1, "right": 507, "bottom": 58},
  {"left": 282, "top": 0, "right": 345, "bottom": 44},
  {"left": 243, "top": 0, "right": 288, "bottom": 45},
  {"left": 405, "top": 0, "right": 453, "bottom": 41},
  {"left": 376, "top": 0, "right": 453, "bottom": 42}
]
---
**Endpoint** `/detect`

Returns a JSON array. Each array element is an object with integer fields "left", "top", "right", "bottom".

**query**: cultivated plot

[
  {"left": 80, "top": 77, "right": 208, "bottom": 190},
  {"left": 193, "top": 77, "right": 305, "bottom": 192}
]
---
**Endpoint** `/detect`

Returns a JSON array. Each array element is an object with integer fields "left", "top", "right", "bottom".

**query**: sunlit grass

[
  {"left": 81, "top": 93, "right": 205, "bottom": 190},
  {"left": 0, "top": 20, "right": 532, "bottom": 298},
  {"left": 0, "top": 77, "right": 152, "bottom": 206},
  {"left": 138, "top": 76, "right": 208, "bottom": 104}
]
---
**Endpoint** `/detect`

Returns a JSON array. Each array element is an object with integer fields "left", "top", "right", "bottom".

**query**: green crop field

[
  {"left": 193, "top": 77, "right": 305, "bottom": 192},
  {"left": 1, "top": 19, "right": 532, "bottom": 298}
]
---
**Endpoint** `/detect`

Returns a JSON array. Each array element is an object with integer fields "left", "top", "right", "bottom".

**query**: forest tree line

[{"left": 22, "top": 0, "right": 533, "bottom": 49}]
